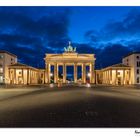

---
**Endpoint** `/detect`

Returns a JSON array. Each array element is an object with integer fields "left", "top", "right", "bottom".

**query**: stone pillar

[
  {"left": 115, "top": 70, "right": 118, "bottom": 85},
  {"left": 82, "top": 63, "right": 86, "bottom": 83},
  {"left": 14, "top": 69, "right": 16, "bottom": 84},
  {"left": 90, "top": 63, "right": 93, "bottom": 83},
  {"left": 57, "top": 64, "right": 59, "bottom": 82},
  {"left": 63, "top": 63, "right": 66, "bottom": 83},
  {"left": 48, "top": 63, "right": 51, "bottom": 83},
  {"left": 45, "top": 63, "right": 48, "bottom": 84},
  {"left": 27, "top": 69, "right": 29, "bottom": 85},
  {"left": 74, "top": 63, "right": 77, "bottom": 83},
  {"left": 54, "top": 63, "right": 57, "bottom": 83},
  {"left": 110, "top": 70, "right": 112, "bottom": 84},
  {"left": 123, "top": 69, "right": 125, "bottom": 85},
  {"left": 129, "top": 69, "right": 131, "bottom": 84},
  {"left": 22, "top": 69, "right": 24, "bottom": 84}
]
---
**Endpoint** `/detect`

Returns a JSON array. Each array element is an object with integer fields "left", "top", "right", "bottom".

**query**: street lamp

[
  {"left": 50, "top": 73, "right": 53, "bottom": 77},
  {"left": 87, "top": 72, "right": 91, "bottom": 77}
]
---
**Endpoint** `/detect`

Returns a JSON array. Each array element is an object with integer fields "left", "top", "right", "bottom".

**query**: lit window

[
  {"left": 137, "top": 69, "right": 140, "bottom": 74},
  {"left": 0, "top": 55, "right": 3, "bottom": 59},
  {"left": 137, "top": 61, "right": 140, "bottom": 67},
  {"left": 0, "top": 68, "right": 3, "bottom": 73},
  {"left": 0, "top": 76, "right": 3, "bottom": 83},
  {"left": 137, "top": 77, "right": 139, "bottom": 83}
]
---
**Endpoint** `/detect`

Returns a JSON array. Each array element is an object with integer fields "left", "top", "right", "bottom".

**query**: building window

[
  {"left": 137, "top": 69, "right": 140, "bottom": 74},
  {"left": 0, "top": 76, "right": 3, "bottom": 83},
  {"left": 19, "top": 72, "right": 21, "bottom": 74},
  {"left": 127, "top": 59, "right": 129, "bottom": 62},
  {"left": 137, "top": 61, "right": 140, "bottom": 67},
  {"left": 137, "top": 77, "right": 139, "bottom": 83},
  {"left": 0, "top": 68, "right": 3, "bottom": 73},
  {"left": 136, "top": 56, "right": 140, "bottom": 59},
  {"left": 11, "top": 58, "right": 13, "bottom": 61},
  {"left": 0, "top": 55, "right": 3, "bottom": 59}
]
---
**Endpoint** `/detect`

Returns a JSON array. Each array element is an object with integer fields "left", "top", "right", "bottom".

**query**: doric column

[
  {"left": 22, "top": 69, "right": 24, "bottom": 84},
  {"left": 123, "top": 69, "right": 125, "bottom": 85},
  {"left": 74, "top": 63, "right": 77, "bottom": 83},
  {"left": 54, "top": 63, "right": 57, "bottom": 83},
  {"left": 27, "top": 69, "right": 29, "bottom": 85},
  {"left": 110, "top": 69, "right": 112, "bottom": 84},
  {"left": 14, "top": 68, "right": 16, "bottom": 84},
  {"left": 82, "top": 63, "right": 86, "bottom": 83},
  {"left": 45, "top": 63, "right": 49, "bottom": 83},
  {"left": 115, "top": 70, "right": 118, "bottom": 85},
  {"left": 129, "top": 69, "right": 131, "bottom": 84},
  {"left": 54, "top": 63, "right": 59, "bottom": 83},
  {"left": 90, "top": 63, "right": 93, "bottom": 83},
  {"left": 48, "top": 63, "right": 51, "bottom": 83},
  {"left": 57, "top": 64, "right": 59, "bottom": 82},
  {"left": 63, "top": 63, "right": 66, "bottom": 83},
  {"left": 107, "top": 70, "right": 109, "bottom": 84}
]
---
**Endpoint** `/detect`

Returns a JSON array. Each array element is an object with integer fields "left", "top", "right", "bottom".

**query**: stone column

[
  {"left": 110, "top": 70, "right": 112, "bottom": 84},
  {"left": 27, "top": 69, "right": 29, "bottom": 85},
  {"left": 90, "top": 63, "right": 93, "bottom": 83},
  {"left": 63, "top": 63, "right": 66, "bottom": 83},
  {"left": 57, "top": 64, "right": 59, "bottom": 82},
  {"left": 74, "top": 63, "right": 77, "bottom": 83},
  {"left": 129, "top": 69, "right": 131, "bottom": 84},
  {"left": 22, "top": 69, "right": 24, "bottom": 84},
  {"left": 45, "top": 63, "right": 48, "bottom": 84},
  {"left": 48, "top": 63, "right": 51, "bottom": 83},
  {"left": 115, "top": 70, "right": 118, "bottom": 85},
  {"left": 123, "top": 69, "right": 125, "bottom": 85},
  {"left": 14, "top": 69, "right": 16, "bottom": 84},
  {"left": 82, "top": 63, "right": 86, "bottom": 83},
  {"left": 54, "top": 63, "right": 57, "bottom": 83}
]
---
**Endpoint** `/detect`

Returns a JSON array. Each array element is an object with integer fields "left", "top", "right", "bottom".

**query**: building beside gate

[
  {"left": 101, "top": 63, "right": 131, "bottom": 85},
  {"left": 0, "top": 51, "right": 17, "bottom": 84},
  {"left": 8, "top": 63, "right": 40, "bottom": 85},
  {"left": 122, "top": 52, "right": 140, "bottom": 85}
]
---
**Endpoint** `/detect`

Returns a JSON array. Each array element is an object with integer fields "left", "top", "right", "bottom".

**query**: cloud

[
  {"left": 0, "top": 7, "right": 71, "bottom": 68},
  {"left": 84, "top": 9, "right": 140, "bottom": 46}
]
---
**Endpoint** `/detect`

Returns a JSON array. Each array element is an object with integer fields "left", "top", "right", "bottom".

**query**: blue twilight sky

[{"left": 0, "top": 6, "right": 140, "bottom": 69}]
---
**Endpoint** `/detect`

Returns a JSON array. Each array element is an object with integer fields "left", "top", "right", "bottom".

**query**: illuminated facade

[
  {"left": 8, "top": 63, "right": 45, "bottom": 85},
  {"left": 0, "top": 51, "right": 17, "bottom": 84},
  {"left": 122, "top": 52, "right": 140, "bottom": 85},
  {"left": 99, "top": 64, "right": 131, "bottom": 85},
  {"left": 44, "top": 42, "right": 96, "bottom": 84},
  {"left": 0, "top": 45, "right": 140, "bottom": 86}
]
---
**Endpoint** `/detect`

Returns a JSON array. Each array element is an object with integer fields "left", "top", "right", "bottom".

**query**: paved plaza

[{"left": 0, "top": 85, "right": 140, "bottom": 127}]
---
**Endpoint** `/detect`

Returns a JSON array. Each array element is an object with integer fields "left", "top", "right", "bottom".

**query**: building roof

[
  {"left": 0, "top": 50, "right": 17, "bottom": 58},
  {"left": 102, "top": 63, "right": 130, "bottom": 71},
  {"left": 110, "top": 63, "right": 130, "bottom": 68},
  {"left": 123, "top": 51, "right": 140, "bottom": 58},
  {"left": 9, "top": 62, "right": 38, "bottom": 70}
]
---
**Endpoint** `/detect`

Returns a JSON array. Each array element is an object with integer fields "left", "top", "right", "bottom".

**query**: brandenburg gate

[{"left": 44, "top": 42, "right": 96, "bottom": 84}]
